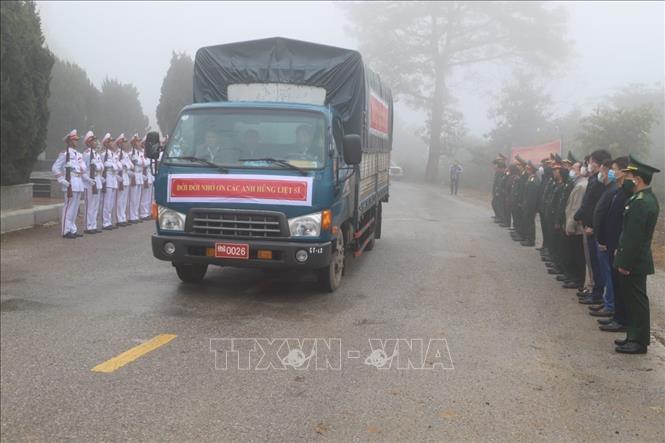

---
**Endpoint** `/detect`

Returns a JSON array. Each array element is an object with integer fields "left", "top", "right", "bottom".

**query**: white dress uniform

[
  {"left": 100, "top": 134, "right": 120, "bottom": 229},
  {"left": 51, "top": 130, "right": 87, "bottom": 238},
  {"left": 140, "top": 149, "right": 154, "bottom": 220},
  {"left": 82, "top": 144, "right": 105, "bottom": 232},
  {"left": 128, "top": 138, "right": 145, "bottom": 223},
  {"left": 115, "top": 142, "right": 133, "bottom": 225}
]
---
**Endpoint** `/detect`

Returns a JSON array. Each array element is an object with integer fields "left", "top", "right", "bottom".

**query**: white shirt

[{"left": 52, "top": 147, "right": 87, "bottom": 193}]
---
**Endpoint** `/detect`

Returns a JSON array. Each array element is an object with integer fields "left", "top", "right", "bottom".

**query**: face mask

[
  {"left": 569, "top": 170, "right": 576, "bottom": 179},
  {"left": 607, "top": 169, "right": 616, "bottom": 183},
  {"left": 580, "top": 166, "right": 588, "bottom": 176},
  {"left": 597, "top": 172, "right": 604, "bottom": 182},
  {"left": 622, "top": 179, "right": 636, "bottom": 193}
]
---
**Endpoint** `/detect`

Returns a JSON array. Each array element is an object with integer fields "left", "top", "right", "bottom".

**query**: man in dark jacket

[
  {"left": 574, "top": 149, "right": 612, "bottom": 305},
  {"left": 596, "top": 157, "right": 630, "bottom": 332},
  {"left": 588, "top": 159, "right": 617, "bottom": 318}
]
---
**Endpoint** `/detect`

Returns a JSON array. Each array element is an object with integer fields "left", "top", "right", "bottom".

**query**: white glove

[
  {"left": 84, "top": 176, "right": 95, "bottom": 186},
  {"left": 58, "top": 178, "right": 70, "bottom": 192},
  {"left": 100, "top": 176, "right": 106, "bottom": 184}
]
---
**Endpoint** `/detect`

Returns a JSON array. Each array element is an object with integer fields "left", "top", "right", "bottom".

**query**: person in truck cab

[
  {"left": 292, "top": 124, "right": 318, "bottom": 159},
  {"left": 241, "top": 129, "right": 262, "bottom": 157},
  {"left": 195, "top": 129, "right": 224, "bottom": 162}
]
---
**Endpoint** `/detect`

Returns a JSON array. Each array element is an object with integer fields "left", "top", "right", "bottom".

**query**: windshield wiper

[
  {"left": 238, "top": 157, "right": 308, "bottom": 176},
  {"left": 164, "top": 156, "right": 228, "bottom": 172}
]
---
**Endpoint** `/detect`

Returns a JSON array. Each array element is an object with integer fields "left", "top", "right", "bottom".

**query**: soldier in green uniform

[
  {"left": 511, "top": 155, "right": 529, "bottom": 242},
  {"left": 520, "top": 161, "right": 541, "bottom": 247},
  {"left": 545, "top": 156, "right": 566, "bottom": 276},
  {"left": 491, "top": 154, "right": 508, "bottom": 224},
  {"left": 613, "top": 156, "right": 660, "bottom": 354},
  {"left": 553, "top": 153, "right": 577, "bottom": 284},
  {"left": 540, "top": 154, "right": 558, "bottom": 263}
]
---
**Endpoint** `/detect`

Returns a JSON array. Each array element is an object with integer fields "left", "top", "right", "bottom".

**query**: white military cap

[
  {"left": 102, "top": 133, "right": 114, "bottom": 145},
  {"left": 63, "top": 129, "right": 80, "bottom": 142},
  {"left": 84, "top": 130, "right": 96, "bottom": 143}
]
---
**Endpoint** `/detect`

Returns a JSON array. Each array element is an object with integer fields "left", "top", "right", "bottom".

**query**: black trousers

[
  {"left": 522, "top": 210, "right": 536, "bottom": 243},
  {"left": 568, "top": 234, "right": 585, "bottom": 285},
  {"left": 512, "top": 206, "right": 522, "bottom": 232}
]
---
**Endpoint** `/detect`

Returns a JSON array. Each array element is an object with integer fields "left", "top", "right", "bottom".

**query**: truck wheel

[
  {"left": 317, "top": 231, "right": 345, "bottom": 292},
  {"left": 175, "top": 263, "right": 208, "bottom": 283}
]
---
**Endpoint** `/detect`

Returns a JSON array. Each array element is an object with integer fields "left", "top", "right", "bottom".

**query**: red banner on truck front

[
  {"left": 510, "top": 140, "right": 562, "bottom": 165},
  {"left": 167, "top": 174, "right": 314, "bottom": 206}
]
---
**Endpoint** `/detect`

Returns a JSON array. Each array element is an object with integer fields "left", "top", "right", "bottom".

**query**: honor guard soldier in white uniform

[
  {"left": 128, "top": 134, "right": 145, "bottom": 223},
  {"left": 82, "top": 131, "right": 105, "bottom": 234},
  {"left": 52, "top": 129, "right": 87, "bottom": 238},
  {"left": 139, "top": 135, "right": 154, "bottom": 220},
  {"left": 101, "top": 133, "right": 120, "bottom": 230},
  {"left": 115, "top": 134, "right": 132, "bottom": 226}
]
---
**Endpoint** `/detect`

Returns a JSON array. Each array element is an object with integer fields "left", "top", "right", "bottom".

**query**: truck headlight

[
  {"left": 288, "top": 212, "right": 321, "bottom": 237},
  {"left": 158, "top": 205, "right": 186, "bottom": 231}
]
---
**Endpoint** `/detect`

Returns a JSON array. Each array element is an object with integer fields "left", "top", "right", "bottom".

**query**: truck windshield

[{"left": 164, "top": 109, "right": 326, "bottom": 169}]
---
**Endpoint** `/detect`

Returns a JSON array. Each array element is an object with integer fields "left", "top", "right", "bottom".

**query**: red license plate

[{"left": 214, "top": 242, "right": 249, "bottom": 259}]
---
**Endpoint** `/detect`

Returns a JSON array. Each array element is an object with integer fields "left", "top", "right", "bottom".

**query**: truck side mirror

[
  {"left": 343, "top": 134, "right": 362, "bottom": 165},
  {"left": 145, "top": 131, "right": 162, "bottom": 160}
]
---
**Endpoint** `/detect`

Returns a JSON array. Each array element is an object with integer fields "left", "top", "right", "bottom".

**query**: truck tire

[
  {"left": 175, "top": 263, "right": 208, "bottom": 283},
  {"left": 317, "top": 231, "right": 345, "bottom": 292}
]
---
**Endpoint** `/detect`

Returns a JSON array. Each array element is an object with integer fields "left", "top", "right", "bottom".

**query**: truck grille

[{"left": 188, "top": 210, "right": 285, "bottom": 238}]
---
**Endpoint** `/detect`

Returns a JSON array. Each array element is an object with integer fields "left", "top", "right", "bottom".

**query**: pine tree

[
  {"left": 156, "top": 51, "right": 193, "bottom": 136},
  {"left": 45, "top": 57, "right": 101, "bottom": 160},
  {"left": 0, "top": 1, "right": 54, "bottom": 185},
  {"left": 98, "top": 78, "right": 149, "bottom": 137}
]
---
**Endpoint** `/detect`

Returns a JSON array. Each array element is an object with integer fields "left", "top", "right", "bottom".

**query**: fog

[{"left": 37, "top": 1, "right": 663, "bottom": 135}]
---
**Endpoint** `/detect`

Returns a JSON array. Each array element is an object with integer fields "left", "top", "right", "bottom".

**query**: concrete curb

[{"left": 1, "top": 203, "right": 64, "bottom": 234}]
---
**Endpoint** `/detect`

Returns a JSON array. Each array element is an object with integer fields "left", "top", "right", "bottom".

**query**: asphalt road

[{"left": 2, "top": 181, "right": 664, "bottom": 442}]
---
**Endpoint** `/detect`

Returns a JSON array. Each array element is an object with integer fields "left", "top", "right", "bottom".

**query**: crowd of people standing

[{"left": 491, "top": 150, "right": 660, "bottom": 354}]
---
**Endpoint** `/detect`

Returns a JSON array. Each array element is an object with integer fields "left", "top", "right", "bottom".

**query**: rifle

[
  {"left": 118, "top": 146, "right": 125, "bottom": 192},
  {"left": 130, "top": 145, "right": 137, "bottom": 186},
  {"left": 65, "top": 146, "right": 73, "bottom": 199},
  {"left": 142, "top": 152, "right": 149, "bottom": 189},
  {"left": 89, "top": 148, "right": 98, "bottom": 194},
  {"left": 101, "top": 147, "right": 108, "bottom": 194}
]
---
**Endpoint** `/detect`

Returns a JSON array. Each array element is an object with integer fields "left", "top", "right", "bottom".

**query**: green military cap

[
  {"left": 515, "top": 154, "right": 527, "bottom": 165},
  {"left": 526, "top": 160, "right": 537, "bottom": 172},
  {"left": 492, "top": 153, "right": 507, "bottom": 165},
  {"left": 623, "top": 155, "right": 661, "bottom": 182},
  {"left": 567, "top": 151, "right": 577, "bottom": 164}
]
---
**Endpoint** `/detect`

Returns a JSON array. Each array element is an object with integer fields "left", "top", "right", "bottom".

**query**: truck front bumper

[{"left": 152, "top": 234, "right": 332, "bottom": 270}]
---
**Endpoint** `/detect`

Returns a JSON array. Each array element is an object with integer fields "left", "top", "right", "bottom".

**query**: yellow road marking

[{"left": 91, "top": 334, "right": 177, "bottom": 373}]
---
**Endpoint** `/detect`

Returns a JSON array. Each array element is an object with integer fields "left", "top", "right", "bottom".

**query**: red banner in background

[
  {"left": 510, "top": 140, "right": 562, "bottom": 165},
  {"left": 369, "top": 92, "right": 389, "bottom": 138}
]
